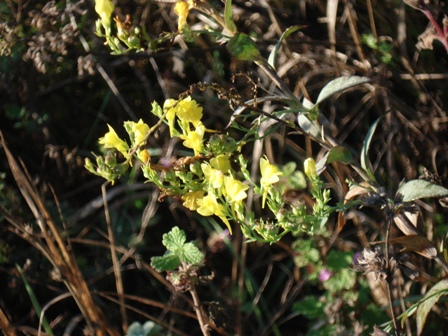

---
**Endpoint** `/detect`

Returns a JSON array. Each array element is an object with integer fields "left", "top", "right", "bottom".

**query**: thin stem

[
  {"left": 189, "top": 287, "right": 210, "bottom": 336},
  {"left": 385, "top": 209, "right": 400, "bottom": 336}
]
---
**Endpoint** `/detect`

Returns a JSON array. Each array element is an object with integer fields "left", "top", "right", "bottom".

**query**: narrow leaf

[
  {"left": 224, "top": 0, "right": 237, "bottom": 34},
  {"left": 17, "top": 264, "right": 54, "bottom": 335},
  {"left": 417, "top": 279, "right": 448, "bottom": 335},
  {"left": 361, "top": 116, "right": 382, "bottom": 182},
  {"left": 397, "top": 180, "right": 448, "bottom": 202},
  {"left": 316, "top": 76, "right": 370, "bottom": 105},
  {"left": 268, "top": 25, "right": 303, "bottom": 68}
]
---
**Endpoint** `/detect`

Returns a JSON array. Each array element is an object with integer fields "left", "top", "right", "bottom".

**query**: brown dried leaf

[
  {"left": 388, "top": 235, "right": 437, "bottom": 259},
  {"left": 393, "top": 205, "right": 420, "bottom": 236}
]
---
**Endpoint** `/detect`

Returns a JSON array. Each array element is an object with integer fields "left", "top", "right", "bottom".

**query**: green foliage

[
  {"left": 150, "top": 227, "right": 204, "bottom": 272},
  {"left": 293, "top": 295, "right": 326, "bottom": 320},
  {"left": 362, "top": 34, "right": 394, "bottom": 64},
  {"left": 397, "top": 180, "right": 448, "bottom": 202},
  {"left": 227, "top": 33, "right": 261, "bottom": 61},
  {"left": 126, "top": 321, "right": 164, "bottom": 336}
]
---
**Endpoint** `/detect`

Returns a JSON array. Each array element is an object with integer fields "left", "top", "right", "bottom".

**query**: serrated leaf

[
  {"left": 292, "top": 296, "right": 326, "bottom": 319},
  {"left": 326, "top": 250, "right": 352, "bottom": 270},
  {"left": 397, "top": 180, "right": 448, "bottom": 202},
  {"left": 180, "top": 242, "right": 204, "bottom": 265},
  {"left": 227, "top": 33, "right": 260, "bottom": 61},
  {"left": 316, "top": 76, "right": 370, "bottom": 105},
  {"left": 224, "top": 0, "right": 237, "bottom": 34},
  {"left": 417, "top": 279, "right": 448, "bottom": 336},
  {"left": 323, "top": 268, "right": 356, "bottom": 292},
  {"left": 150, "top": 253, "right": 181, "bottom": 272},
  {"left": 162, "top": 226, "right": 186, "bottom": 252},
  {"left": 361, "top": 116, "right": 382, "bottom": 182},
  {"left": 268, "top": 25, "right": 303, "bottom": 69}
]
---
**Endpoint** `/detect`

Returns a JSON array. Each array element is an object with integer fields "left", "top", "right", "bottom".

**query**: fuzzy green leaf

[
  {"left": 180, "top": 242, "right": 204, "bottom": 265},
  {"left": 150, "top": 253, "right": 181, "bottom": 272},
  {"left": 397, "top": 180, "right": 448, "bottom": 202},
  {"left": 292, "top": 296, "right": 326, "bottom": 319},
  {"left": 323, "top": 268, "right": 356, "bottom": 292},
  {"left": 417, "top": 279, "right": 448, "bottom": 336},
  {"left": 162, "top": 226, "right": 186, "bottom": 252},
  {"left": 316, "top": 76, "right": 370, "bottom": 105}
]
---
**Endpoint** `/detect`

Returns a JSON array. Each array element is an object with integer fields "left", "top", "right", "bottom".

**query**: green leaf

[
  {"left": 224, "top": 0, "right": 237, "bottom": 34},
  {"left": 127, "top": 321, "right": 163, "bottom": 336},
  {"left": 416, "top": 279, "right": 448, "bottom": 336},
  {"left": 397, "top": 180, "right": 448, "bottom": 202},
  {"left": 326, "top": 250, "right": 353, "bottom": 270},
  {"left": 292, "top": 295, "right": 326, "bottom": 319},
  {"left": 17, "top": 264, "right": 54, "bottom": 335},
  {"left": 268, "top": 25, "right": 303, "bottom": 69},
  {"left": 150, "top": 253, "right": 181, "bottom": 272},
  {"left": 316, "top": 146, "right": 353, "bottom": 174},
  {"left": 361, "top": 116, "right": 382, "bottom": 182},
  {"left": 181, "top": 242, "right": 204, "bottom": 265},
  {"left": 151, "top": 101, "right": 163, "bottom": 119},
  {"left": 316, "top": 76, "right": 370, "bottom": 105},
  {"left": 227, "top": 33, "right": 260, "bottom": 61},
  {"left": 323, "top": 268, "right": 356, "bottom": 292},
  {"left": 162, "top": 226, "right": 186, "bottom": 252}
]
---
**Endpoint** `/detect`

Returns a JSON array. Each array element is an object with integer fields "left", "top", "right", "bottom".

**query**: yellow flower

[
  {"left": 163, "top": 99, "right": 178, "bottom": 136},
  {"left": 210, "top": 154, "right": 231, "bottom": 174},
  {"left": 94, "top": 0, "right": 114, "bottom": 30},
  {"left": 304, "top": 158, "right": 317, "bottom": 179},
  {"left": 175, "top": 96, "right": 203, "bottom": 127},
  {"left": 201, "top": 162, "right": 224, "bottom": 190},
  {"left": 180, "top": 122, "right": 205, "bottom": 155},
  {"left": 137, "top": 149, "right": 151, "bottom": 164},
  {"left": 174, "top": 1, "right": 191, "bottom": 31},
  {"left": 197, "top": 193, "right": 231, "bottom": 233},
  {"left": 259, "top": 157, "right": 282, "bottom": 208},
  {"left": 99, "top": 124, "right": 129, "bottom": 156},
  {"left": 223, "top": 176, "right": 248, "bottom": 204},
  {"left": 125, "top": 119, "right": 150, "bottom": 146},
  {"left": 182, "top": 190, "right": 205, "bottom": 211}
]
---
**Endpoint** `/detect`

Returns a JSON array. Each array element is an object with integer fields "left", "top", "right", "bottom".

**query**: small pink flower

[{"left": 319, "top": 269, "right": 332, "bottom": 282}]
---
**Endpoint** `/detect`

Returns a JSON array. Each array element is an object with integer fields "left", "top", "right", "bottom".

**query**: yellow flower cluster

[
  {"left": 98, "top": 119, "right": 150, "bottom": 163},
  {"left": 182, "top": 153, "right": 250, "bottom": 234},
  {"left": 164, "top": 96, "right": 205, "bottom": 155},
  {"left": 95, "top": 96, "right": 287, "bottom": 235}
]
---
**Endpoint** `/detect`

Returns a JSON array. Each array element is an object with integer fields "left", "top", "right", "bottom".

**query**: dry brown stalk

[{"left": 0, "top": 131, "right": 119, "bottom": 336}]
